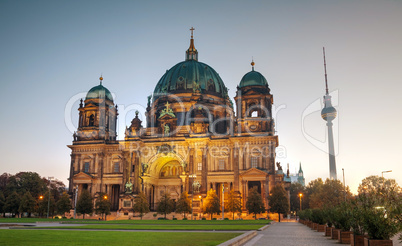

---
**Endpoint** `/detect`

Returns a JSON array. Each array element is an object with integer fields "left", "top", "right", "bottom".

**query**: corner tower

[
  {"left": 74, "top": 76, "right": 118, "bottom": 142},
  {"left": 234, "top": 60, "right": 274, "bottom": 135}
]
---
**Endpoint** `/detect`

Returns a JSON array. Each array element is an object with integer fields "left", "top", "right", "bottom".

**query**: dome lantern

[{"left": 185, "top": 27, "right": 198, "bottom": 61}]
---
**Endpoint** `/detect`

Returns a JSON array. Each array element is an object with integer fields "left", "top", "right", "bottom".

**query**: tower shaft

[{"left": 326, "top": 120, "right": 337, "bottom": 180}]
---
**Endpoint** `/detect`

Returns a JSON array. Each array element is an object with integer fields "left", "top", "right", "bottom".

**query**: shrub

[
  {"left": 182, "top": 218, "right": 188, "bottom": 220},
  {"left": 362, "top": 206, "right": 400, "bottom": 240},
  {"left": 311, "top": 209, "right": 325, "bottom": 224},
  {"left": 322, "top": 206, "right": 336, "bottom": 227},
  {"left": 333, "top": 202, "right": 352, "bottom": 231}
]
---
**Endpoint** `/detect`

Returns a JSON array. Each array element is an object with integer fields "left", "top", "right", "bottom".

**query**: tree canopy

[
  {"left": 246, "top": 187, "right": 265, "bottom": 219},
  {"left": 308, "top": 178, "right": 352, "bottom": 209},
  {"left": 133, "top": 192, "right": 150, "bottom": 220},
  {"left": 56, "top": 192, "right": 72, "bottom": 216},
  {"left": 175, "top": 192, "right": 191, "bottom": 218},
  {"left": 94, "top": 193, "right": 110, "bottom": 220},
  {"left": 76, "top": 189, "right": 93, "bottom": 219},
  {"left": 268, "top": 185, "right": 288, "bottom": 222},
  {"left": 203, "top": 189, "right": 221, "bottom": 220},
  {"left": 18, "top": 192, "right": 36, "bottom": 217},
  {"left": 225, "top": 189, "right": 242, "bottom": 220},
  {"left": 156, "top": 193, "right": 174, "bottom": 219},
  {"left": 4, "top": 191, "right": 21, "bottom": 217}
]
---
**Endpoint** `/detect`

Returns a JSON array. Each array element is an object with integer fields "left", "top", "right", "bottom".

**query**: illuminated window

[
  {"left": 251, "top": 111, "right": 258, "bottom": 117},
  {"left": 84, "top": 162, "right": 89, "bottom": 173},
  {"left": 218, "top": 160, "right": 225, "bottom": 170},
  {"left": 198, "top": 163, "right": 202, "bottom": 171},
  {"left": 251, "top": 157, "right": 258, "bottom": 168},
  {"left": 114, "top": 163, "right": 120, "bottom": 173}
]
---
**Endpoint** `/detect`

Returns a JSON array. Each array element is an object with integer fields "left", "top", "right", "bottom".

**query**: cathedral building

[{"left": 68, "top": 30, "right": 289, "bottom": 214}]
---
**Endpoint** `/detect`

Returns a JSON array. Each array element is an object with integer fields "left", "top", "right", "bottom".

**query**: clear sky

[{"left": 0, "top": 0, "right": 401, "bottom": 193}]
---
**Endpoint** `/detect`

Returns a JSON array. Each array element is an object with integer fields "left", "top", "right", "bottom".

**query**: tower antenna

[{"left": 323, "top": 47, "right": 329, "bottom": 95}]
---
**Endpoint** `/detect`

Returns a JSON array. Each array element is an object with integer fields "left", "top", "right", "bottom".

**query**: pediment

[
  {"left": 240, "top": 168, "right": 268, "bottom": 177},
  {"left": 73, "top": 172, "right": 94, "bottom": 180}
]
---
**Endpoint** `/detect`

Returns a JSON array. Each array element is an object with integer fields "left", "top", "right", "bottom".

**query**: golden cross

[
  {"left": 190, "top": 27, "right": 195, "bottom": 38},
  {"left": 165, "top": 101, "right": 170, "bottom": 110}
]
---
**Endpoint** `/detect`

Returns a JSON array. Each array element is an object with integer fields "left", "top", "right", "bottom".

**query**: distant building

[{"left": 288, "top": 163, "right": 305, "bottom": 186}]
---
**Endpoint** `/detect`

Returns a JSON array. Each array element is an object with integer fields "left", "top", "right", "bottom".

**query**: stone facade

[{"left": 68, "top": 33, "right": 290, "bottom": 213}]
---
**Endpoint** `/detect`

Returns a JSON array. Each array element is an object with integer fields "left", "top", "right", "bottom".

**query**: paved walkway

[{"left": 244, "top": 222, "right": 338, "bottom": 246}]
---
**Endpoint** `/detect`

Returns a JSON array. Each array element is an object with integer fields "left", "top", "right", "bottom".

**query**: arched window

[
  {"left": 89, "top": 114, "right": 95, "bottom": 126},
  {"left": 251, "top": 157, "right": 258, "bottom": 168},
  {"left": 251, "top": 111, "right": 258, "bottom": 117},
  {"left": 84, "top": 162, "right": 90, "bottom": 173},
  {"left": 113, "top": 163, "right": 120, "bottom": 173}
]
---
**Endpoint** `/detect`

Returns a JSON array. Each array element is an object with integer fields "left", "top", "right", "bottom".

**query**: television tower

[{"left": 321, "top": 47, "right": 337, "bottom": 180}]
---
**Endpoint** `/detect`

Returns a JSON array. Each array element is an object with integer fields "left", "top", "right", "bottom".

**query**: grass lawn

[
  {"left": 39, "top": 224, "right": 263, "bottom": 230},
  {"left": 0, "top": 218, "right": 271, "bottom": 225},
  {"left": 0, "top": 229, "right": 240, "bottom": 246}
]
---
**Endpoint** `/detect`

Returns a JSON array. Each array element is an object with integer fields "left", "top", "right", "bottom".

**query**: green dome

[
  {"left": 86, "top": 84, "right": 113, "bottom": 101},
  {"left": 239, "top": 70, "right": 268, "bottom": 88},
  {"left": 153, "top": 60, "right": 228, "bottom": 99}
]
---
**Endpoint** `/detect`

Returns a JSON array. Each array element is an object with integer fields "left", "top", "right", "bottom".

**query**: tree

[
  {"left": 94, "top": 193, "right": 110, "bottom": 220},
  {"left": 18, "top": 192, "right": 36, "bottom": 217},
  {"left": 308, "top": 178, "right": 352, "bottom": 209},
  {"left": 76, "top": 189, "right": 93, "bottom": 219},
  {"left": 358, "top": 175, "right": 401, "bottom": 202},
  {"left": 16, "top": 172, "right": 48, "bottom": 199},
  {"left": 203, "top": 189, "right": 221, "bottom": 220},
  {"left": 268, "top": 185, "right": 288, "bottom": 222},
  {"left": 156, "top": 193, "right": 174, "bottom": 219},
  {"left": 175, "top": 192, "right": 191, "bottom": 218},
  {"left": 306, "top": 178, "right": 324, "bottom": 209},
  {"left": 56, "top": 192, "right": 72, "bottom": 216},
  {"left": 4, "top": 191, "right": 21, "bottom": 217},
  {"left": 133, "top": 192, "right": 150, "bottom": 220},
  {"left": 246, "top": 187, "right": 265, "bottom": 220},
  {"left": 226, "top": 189, "right": 242, "bottom": 220},
  {"left": 0, "top": 191, "right": 5, "bottom": 217}
]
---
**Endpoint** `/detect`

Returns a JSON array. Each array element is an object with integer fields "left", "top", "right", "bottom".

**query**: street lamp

[
  {"left": 299, "top": 193, "right": 303, "bottom": 211},
  {"left": 47, "top": 177, "right": 54, "bottom": 219},
  {"left": 103, "top": 195, "right": 109, "bottom": 221},
  {"left": 381, "top": 170, "right": 392, "bottom": 178},
  {"left": 73, "top": 185, "right": 78, "bottom": 219}
]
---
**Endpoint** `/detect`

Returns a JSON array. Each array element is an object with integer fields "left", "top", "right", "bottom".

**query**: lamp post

[
  {"left": 222, "top": 183, "right": 225, "bottom": 220},
  {"left": 103, "top": 195, "right": 108, "bottom": 221},
  {"left": 381, "top": 170, "right": 392, "bottom": 178},
  {"left": 73, "top": 185, "right": 78, "bottom": 219},
  {"left": 39, "top": 195, "right": 44, "bottom": 218},
  {"left": 342, "top": 168, "right": 346, "bottom": 202},
  {"left": 189, "top": 174, "right": 196, "bottom": 220},
  {"left": 299, "top": 193, "right": 303, "bottom": 212},
  {"left": 47, "top": 177, "right": 54, "bottom": 218}
]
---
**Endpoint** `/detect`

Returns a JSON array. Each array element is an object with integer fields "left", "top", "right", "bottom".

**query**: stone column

[
  {"left": 233, "top": 147, "right": 239, "bottom": 191},
  {"left": 201, "top": 147, "right": 208, "bottom": 193}
]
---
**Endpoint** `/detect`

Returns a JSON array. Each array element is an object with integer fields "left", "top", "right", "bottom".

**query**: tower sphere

[{"left": 321, "top": 106, "right": 337, "bottom": 121}]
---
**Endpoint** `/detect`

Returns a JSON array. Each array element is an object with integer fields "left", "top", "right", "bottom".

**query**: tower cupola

[{"left": 185, "top": 27, "right": 198, "bottom": 61}]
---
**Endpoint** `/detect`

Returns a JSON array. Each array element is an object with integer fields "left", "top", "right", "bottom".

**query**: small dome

[
  {"left": 86, "top": 84, "right": 113, "bottom": 101},
  {"left": 239, "top": 70, "right": 268, "bottom": 88},
  {"left": 153, "top": 60, "right": 228, "bottom": 99}
]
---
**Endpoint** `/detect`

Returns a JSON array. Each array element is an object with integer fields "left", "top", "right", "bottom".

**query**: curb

[{"left": 218, "top": 230, "right": 257, "bottom": 246}]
